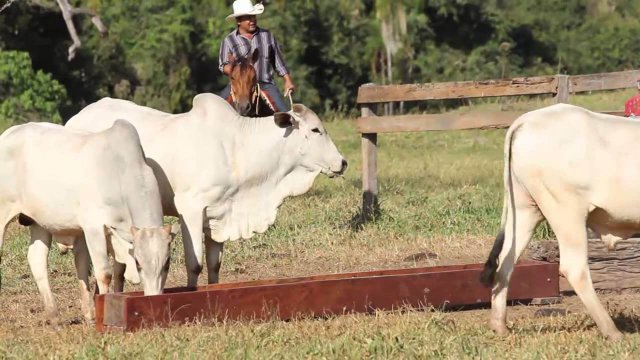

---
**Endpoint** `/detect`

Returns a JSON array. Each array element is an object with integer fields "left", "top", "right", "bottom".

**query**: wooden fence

[{"left": 356, "top": 70, "right": 640, "bottom": 219}]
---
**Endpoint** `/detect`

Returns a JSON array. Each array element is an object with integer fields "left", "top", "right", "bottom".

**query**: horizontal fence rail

[
  {"left": 570, "top": 70, "right": 640, "bottom": 93},
  {"left": 357, "top": 70, "right": 640, "bottom": 104},
  {"left": 356, "top": 111, "right": 521, "bottom": 133},
  {"left": 356, "top": 70, "right": 637, "bottom": 220},
  {"left": 355, "top": 110, "right": 628, "bottom": 134},
  {"left": 356, "top": 76, "right": 558, "bottom": 103}
]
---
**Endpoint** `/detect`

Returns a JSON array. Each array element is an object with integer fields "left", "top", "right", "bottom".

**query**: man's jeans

[{"left": 219, "top": 81, "right": 290, "bottom": 112}]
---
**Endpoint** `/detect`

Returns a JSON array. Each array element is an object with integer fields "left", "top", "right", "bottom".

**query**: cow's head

[
  {"left": 110, "top": 225, "right": 173, "bottom": 295},
  {"left": 131, "top": 225, "right": 173, "bottom": 295},
  {"left": 273, "top": 104, "right": 348, "bottom": 177}
]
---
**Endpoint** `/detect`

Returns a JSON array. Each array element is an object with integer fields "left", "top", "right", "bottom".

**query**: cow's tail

[{"left": 480, "top": 118, "right": 524, "bottom": 287}]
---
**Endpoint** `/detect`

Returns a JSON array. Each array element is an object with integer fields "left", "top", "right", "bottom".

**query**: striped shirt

[{"left": 218, "top": 27, "right": 289, "bottom": 84}]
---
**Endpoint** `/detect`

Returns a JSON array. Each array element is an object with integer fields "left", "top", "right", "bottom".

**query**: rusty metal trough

[{"left": 95, "top": 260, "right": 559, "bottom": 332}]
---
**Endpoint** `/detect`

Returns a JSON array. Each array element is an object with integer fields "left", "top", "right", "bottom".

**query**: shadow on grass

[
  {"left": 613, "top": 312, "right": 640, "bottom": 334},
  {"left": 347, "top": 190, "right": 385, "bottom": 232},
  {"left": 348, "top": 204, "right": 382, "bottom": 232}
]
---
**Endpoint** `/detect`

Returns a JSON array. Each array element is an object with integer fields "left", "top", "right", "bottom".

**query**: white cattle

[
  {"left": 0, "top": 120, "right": 172, "bottom": 323},
  {"left": 66, "top": 93, "right": 347, "bottom": 287},
  {"left": 479, "top": 103, "right": 640, "bottom": 340}
]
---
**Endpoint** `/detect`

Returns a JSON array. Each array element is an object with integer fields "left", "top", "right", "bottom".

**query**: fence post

[
  {"left": 555, "top": 74, "right": 570, "bottom": 103},
  {"left": 361, "top": 105, "right": 379, "bottom": 221}
]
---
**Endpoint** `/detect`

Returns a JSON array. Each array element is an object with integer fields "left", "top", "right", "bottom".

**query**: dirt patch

[{"left": 4, "top": 235, "right": 640, "bottom": 339}]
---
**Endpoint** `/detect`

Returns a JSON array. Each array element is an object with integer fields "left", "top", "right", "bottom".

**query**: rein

[
  {"left": 253, "top": 83, "right": 261, "bottom": 116},
  {"left": 230, "top": 82, "right": 294, "bottom": 116},
  {"left": 285, "top": 89, "right": 293, "bottom": 110},
  {"left": 229, "top": 82, "right": 261, "bottom": 115}
]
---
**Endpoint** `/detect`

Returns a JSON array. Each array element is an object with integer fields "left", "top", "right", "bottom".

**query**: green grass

[{"left": 1, "top": 91, "right": 639, "bottom": 358}]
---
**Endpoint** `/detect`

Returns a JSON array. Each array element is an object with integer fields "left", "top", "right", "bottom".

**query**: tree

[
  {"left": 0, "top": 0, "right": 107, "bottom": 61},
  {"left": 55, "top": 0, "right": 107, "bottom": 61},
  {"left": 0, "top": 50, "right": 68, "bottom": 126},
  {"left": 375, "top": 0, "right": 407, "bottom": 115},
  {"left": 2, "top": 0, "right": 639, "bottom": 121},
  {"left": 376, "top": 0, "right": 407, "bottom": 86}
]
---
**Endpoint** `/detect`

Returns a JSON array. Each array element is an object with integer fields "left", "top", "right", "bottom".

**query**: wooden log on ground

[{"left": 527, "top": 238, "right": 640, "bottom": 292}]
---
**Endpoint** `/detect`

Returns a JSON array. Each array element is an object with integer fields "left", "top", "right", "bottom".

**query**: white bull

[
  {"left": 480, "top": 103, "right": 640, "bottom": 340},
  {"left": 66, "top": 93, "right": 347, "bottom": 287},
  {"left": 0, "top": 120, "right": 172, "bottom": 323}
]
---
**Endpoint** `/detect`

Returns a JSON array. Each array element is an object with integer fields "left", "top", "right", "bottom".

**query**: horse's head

[{"left": 229, "top": 48, "right": 259, "bottom": 116}]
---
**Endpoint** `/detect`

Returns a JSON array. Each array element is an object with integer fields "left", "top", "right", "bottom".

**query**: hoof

[
  {"left": 489, "top": 320, "right": 510, "bottom": 336},
  {"left": 46, "top": 318, "right": 63, "bottom": 331},
  {"left": 80, "top": 296, "right": 95, "bottom": 322},
  {"left": 83, "top": 313, "right": 95, "bottom": 324},
  {"left": 606, "top": 330, "right": 624, "bottom": 342},
  {"left": 45, "top": 310, "right": 61, "bottom": 325}
]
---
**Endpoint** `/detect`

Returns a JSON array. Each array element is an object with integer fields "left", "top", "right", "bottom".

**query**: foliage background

[{"left": 0, "top": 0, "right": 639, "bottom": 123}]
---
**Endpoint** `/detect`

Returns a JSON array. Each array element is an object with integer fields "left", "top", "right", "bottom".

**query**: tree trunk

[
  {"left": 55, "top": 0, "right": 108, "bottom": 61},
  {"left": 386, "top": 46, "right": 393, "bottom": 116},
  {"left": 379, "top": 51, "right": 389, "bottom": 116},
  {"left": 0, "top": 0, "right": 16, "bottom": 14}
]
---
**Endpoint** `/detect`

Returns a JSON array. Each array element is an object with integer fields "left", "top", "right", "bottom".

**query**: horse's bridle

[
  {"left": 231, "top": 84, "right": 293, "bottom": 116},
  {"left": 230, "top": 83, "right": 261, "bottom": 116}
]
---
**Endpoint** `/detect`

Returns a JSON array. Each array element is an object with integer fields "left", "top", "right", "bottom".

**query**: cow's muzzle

[{"left": 328, "top": 159, "right": 348, "bottom": 178}]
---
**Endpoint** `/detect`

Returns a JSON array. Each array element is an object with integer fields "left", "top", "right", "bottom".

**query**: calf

[{"left": 0, "top": 120, "right": 172, "bottom": 323}]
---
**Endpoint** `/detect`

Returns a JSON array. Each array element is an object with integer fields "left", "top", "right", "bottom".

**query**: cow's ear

[
  {"left": 169, "top": 223, "right": 181, "bottom": 238},
  {"left": 130, "top": 226, "right": 140, "bottom": 237},
  {"left": 274, "top": 112, "right": 293, "bottom": 128},
  {"left": 162, "top": 224, "right": 175, "bottom": 242},
  {"left": 109, "top": 229, "right": 141, "bottom": 284},
  {"left": 110, "top": 229, "right": 134, "bottom": 261},
  {"left": 292, "top": 104, "right": 307, "bottom": 115}
]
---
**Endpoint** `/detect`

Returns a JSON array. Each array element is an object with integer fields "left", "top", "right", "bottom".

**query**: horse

[{"left": 226, "top": 49, "right": 279, "bottom": 117}]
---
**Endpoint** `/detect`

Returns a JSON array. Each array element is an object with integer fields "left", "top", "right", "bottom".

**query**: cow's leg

[
  {"left": 600, "top": 234, "right": 622, "bottom": 252},
  {"left": 178, "top": 208, "right": 205, "bottom": 287},
  {"left": 83, "top": 226, "right": 112, "bottom": 294},
  {"left": 205, "top": 236, "right": 224, "bottom": 284},
  {"left": 112, "top": 261, "right": 126, "bottom": 293},
  {"left": 0, "top": 215, "right": 12, "bottom": 290},
  {"left": 27, "top": 225, "right": 59, "bottom": 324},
  {"left": 490, "top": 201, "right": 542, "bottom": 335},
  {"left": 546, "top": 211, "right": 622, "bottom": 340},
  {"left": 71, "top": 235, "right": 94, "bottom": 322}
]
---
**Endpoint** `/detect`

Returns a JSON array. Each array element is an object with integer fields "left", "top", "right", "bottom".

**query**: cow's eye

[{"left": 311, "top": 128, "right": 322, "bottom": 134}]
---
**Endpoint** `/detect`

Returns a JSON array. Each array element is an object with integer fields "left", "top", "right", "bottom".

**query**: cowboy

[
  {"left": 218, "top": 0, "right": 296, "bottom": 112},
  {"left": 624, "top": 77, "right": 640, "bottom": 118}
]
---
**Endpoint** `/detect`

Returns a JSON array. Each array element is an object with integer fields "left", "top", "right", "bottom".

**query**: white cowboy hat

[{"left": 226, "top": 0, "right": 264, "bottom": 21}]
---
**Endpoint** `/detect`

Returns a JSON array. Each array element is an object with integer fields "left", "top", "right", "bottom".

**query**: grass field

[{"left": 2, "top": 91, "right": 640, "bottom": 359}]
